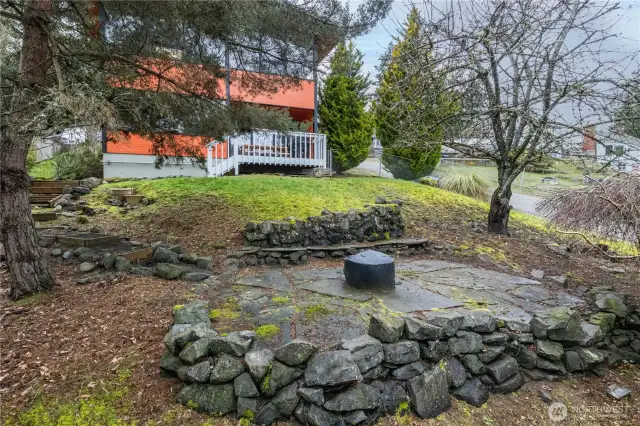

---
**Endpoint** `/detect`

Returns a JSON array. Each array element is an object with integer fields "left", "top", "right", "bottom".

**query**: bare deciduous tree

[{"left": 385, "top": 0, "right": 638, "bottom": 234}]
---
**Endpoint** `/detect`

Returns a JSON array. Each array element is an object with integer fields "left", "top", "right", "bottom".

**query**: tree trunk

[
  {"left": 0, "top": 0, "right": 55, "bottom": 299},
  {"left": 487, "top": 184, "right": 512, "bottom": 235}
]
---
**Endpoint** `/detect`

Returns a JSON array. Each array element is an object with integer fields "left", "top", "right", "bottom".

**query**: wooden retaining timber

[{"left": 29, "top": 180, "right": 81, "bottom": 206}]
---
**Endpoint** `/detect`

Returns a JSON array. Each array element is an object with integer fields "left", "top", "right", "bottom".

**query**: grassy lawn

[
  {"left": 28, "top": 159, "right": 56, "bottom": 180},
  {"left": 89, "top": 175, "right": 545, "bottom": 230},
  {"left": 435, "top": 161, "right": 606, "bottom": 197}
]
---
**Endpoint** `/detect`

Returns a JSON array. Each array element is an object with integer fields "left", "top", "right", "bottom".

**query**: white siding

[{"left": 103, "top": 154, "right": 207, "bottom": 178}]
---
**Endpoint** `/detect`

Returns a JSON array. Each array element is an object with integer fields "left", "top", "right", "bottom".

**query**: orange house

[{"left": 103, "top": 45, "right": 335, "bottom": 178}]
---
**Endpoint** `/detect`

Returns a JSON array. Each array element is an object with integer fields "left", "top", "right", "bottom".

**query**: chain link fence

[{"left": 328, "top": 148, "right": 434, "bottom": 181}]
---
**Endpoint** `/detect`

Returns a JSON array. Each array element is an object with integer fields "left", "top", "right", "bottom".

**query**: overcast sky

[{"left": 351, "top": 0, "right": 640, "bottom": 78}]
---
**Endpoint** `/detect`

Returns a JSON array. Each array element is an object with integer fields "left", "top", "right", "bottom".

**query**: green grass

[
  {"left": 28, "top": 160, "right": 57, "bottom": 180},
  {"left": 435, "top": 161, "right": 606, "bottom": 197},
  {"left": 90, "top": 175, "right": 485, "bottom": 219},
  {"left": 6, "top": 369, "right": 133, "bottom": 426},
  {"left": 88, "top": 175, "right": 551, "bottom": 233},
  {"left": 87, "top": 174, "right": 638, "bottom": 254}
]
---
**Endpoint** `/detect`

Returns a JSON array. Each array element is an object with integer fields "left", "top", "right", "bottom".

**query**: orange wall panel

[
  {"left": 111, "top": 59, "right": 314, "bottom": 109},
  {"left": 107, "top": 132, "right": 228, "bottom": 158}
]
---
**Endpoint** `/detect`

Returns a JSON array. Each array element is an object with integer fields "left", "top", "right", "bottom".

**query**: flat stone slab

[
  {"left": 236, "top": 270, "right": 290, "bottom": 291},
  {"left": 291, "top": 269, "right": 373, "bottom": 302},
  {"left": 291, "top": 269, "right": 462, "bottom": 312},
  {"left": 232, "top": 260, "right": 585, "bottom": 317}
]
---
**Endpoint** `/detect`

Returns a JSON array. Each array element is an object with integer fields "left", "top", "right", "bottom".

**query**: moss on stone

[
  {"left": 272, "top": 296, "right": 290, "bottom": 304},
  {"left": 255, "top": 324, "right": 281, "bottom": 339},
  {"left": 10, "top": 368, "right": 134, "bottom": 426},
  {"left": 304, "top": 304, "right": 331, "bottom": 319}
]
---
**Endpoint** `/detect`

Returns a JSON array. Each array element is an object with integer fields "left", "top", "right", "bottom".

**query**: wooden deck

[{"left": 207, "top": 130, "right": 328, "bottom": 176}]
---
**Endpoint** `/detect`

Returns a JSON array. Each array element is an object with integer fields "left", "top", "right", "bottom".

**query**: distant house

[
  {"left": 595, "top": 132, "right": 640, "bottom": 173},
  {"left": 33, "top": 127, "right": 99, "bottom": 161}
]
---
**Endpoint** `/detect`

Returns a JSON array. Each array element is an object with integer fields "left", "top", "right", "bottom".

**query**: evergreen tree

[
  {"left": 373, "top": 7, "right": 457, "bottom": 180},
  {"left": 615, "top": 71, "right": 640, "bottom": 138},
  {"left": 0, "top": 0, "right": 391, "bottom": 299},
  {"left": 319, "top": 41, "right": 373, "bottom": 171}
]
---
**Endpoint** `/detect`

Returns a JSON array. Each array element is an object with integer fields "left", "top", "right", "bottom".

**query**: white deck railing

[{"left": 207, "top": 130, "right": 327, "bottom": 176}]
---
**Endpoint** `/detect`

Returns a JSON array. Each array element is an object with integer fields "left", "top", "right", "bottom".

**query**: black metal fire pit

[{"left": 344, "top": 249, "right": 395, "bottom": 290}]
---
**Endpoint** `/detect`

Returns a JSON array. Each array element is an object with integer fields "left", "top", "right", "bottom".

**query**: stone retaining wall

[
  {"left": 160, "top": 290, "right": 640, "bottom": 424},
  {"left": 242, "top": 204, "right": 404, "bottom": 248},
  {"left": 229, "top": 238, "right": 447, "bottom": 268}
]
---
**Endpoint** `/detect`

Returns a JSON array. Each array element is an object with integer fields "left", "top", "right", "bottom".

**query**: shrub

[
  {"left": 539, "top": 173, "right": 640, "bottom": 253},
  {"left": 54, "top": 141, "right": 103, "bottom": 179},
  {"left": 381, "top": 146, "right": 441, "bottom": 180},
  {"left": 439, "top": 168, "right": 489, "bottom": 200}
]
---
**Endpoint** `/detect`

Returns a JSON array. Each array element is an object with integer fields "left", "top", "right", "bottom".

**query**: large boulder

[
  {"left": 461, "top": 311, "right": 496, "bottom": 333},
  {"left": 305, "top": 404, "right": 343, "bottom": 426},
  {"left": 154, "top": 247, "right": 180, "bottom": 264},
  {"left": 589, "top": 312, "right": 617, "bottom": 335},
  {"left": 275, "top": 339, "right": 318, "bottom": 366},
  {"left": 392, "top": 361, "right": 428, "bottom": 381},
  {"left": 210, "top": 354, "right": 245, "bottom": 383},
  {"left": 486, "top": 356, "right": 519, "bottom": 384},
  {"left": 160, "top": 350, "right": 184, "bottom": 374},
  {"left": 177, "top": 360, "right": 211, "bottom": 383},
  {"left": 492, "top": 372, "right": 525, "bottom": 394},
  {"left": 404, "top": 315, "right": 444, "bottom": 340},
  {"left": 305, "top": 350, "right": 362, "bottom": 387},
  {"left": 376, "top": 380, "right": 409, "bottom": 415},
  {"left": 245, "top": 348, "right": 275, "bottom": 381},
  {"left": 261, "top": 361, "right": 304, "bottom": 397},
  {"left": 536, "top": 340, "right": 564, "bottom": 362},
  {"left": 155, "top": 263, "right": 183, "bottom": 280},
  {"left": 255, "top": 403, "right": 281, "bottom": 426},
  {"left": 341, "top": 335, "right": 383, "bottom": 373},
  {"left": 505, "top": 342, "right": 538, "bottom": 369},
  {"left": 173, "top": 301, "right": 211, "bottom": 325},
  {"left": 114, "top": 256, "right": 132, "bottom": 272},
  {"left": 298, "top": 388, "right": 325, "bottom": 406},
  {"left": 477, "top": 345, "right": 505, "bottom": 364},
  {"left": 444, "top": 357, "right": 467, "bottom": 388},
  {"left": 448, "top": 331, "right": 483, "bottom": 355},
  {"left": 383, "top": 341, "right": 420, "bottom": 365},
  {"left": 178, "top": 338, "right": 211, "bottom": 364},
  {"left": 368, "top": 313, "right": 405, "bottom": 343},
  {"left": 176, "top": 383, "right": 235, "bottom": 414},
  {"left": 545, "top": 307, "right": 585, "bottom": 343},
  {"left": 461, "top": 354, "right": 486, "bottom": 376},
  {"left": 595, "top": 293, "right": 628, "bottom": 318},
  {"left": 271, "top": 382, "right": 300, "bottom": 416},
  {"left": 424, "top": 311, "right": 464, "bottom": 337},
  {"left": 452, "top": 378, "right": 490, "bottom": 407},
  {"left": 419, "top": 341, "right": 449, "bottom": 362},
  {"left": 323, "top": 383, "right": 381, "bottom": 412},
  {"left": 234, "top": 372, "right": 259, "bottom": 397},
  {"left": 209, "top": 331, "right": 255, "bottom": 357},
  {"left": 407, "top": 367, "right": 451, "bottom": 418},
  {"left": 165, "top": 322, "right": 216, "bottom": 353}
]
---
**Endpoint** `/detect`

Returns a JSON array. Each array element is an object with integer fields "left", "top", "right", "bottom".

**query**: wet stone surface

[{"left": 216, "top": 260, "right": 590, "bottom": 354}]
